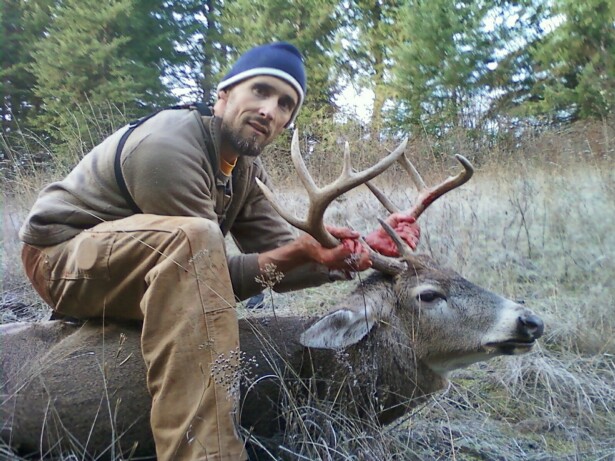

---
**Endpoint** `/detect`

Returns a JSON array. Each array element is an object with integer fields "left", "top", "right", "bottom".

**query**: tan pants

[{"left": 22, "top": 214, "right": 247, "bottom": 461}]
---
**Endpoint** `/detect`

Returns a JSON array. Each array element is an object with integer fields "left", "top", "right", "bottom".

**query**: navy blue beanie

[{"left": 217, "top": 42, "right": 306, "bottom": 126}]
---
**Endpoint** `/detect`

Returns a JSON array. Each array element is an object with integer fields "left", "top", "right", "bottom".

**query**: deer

[{"left": 0, "top": 131, "right": 544, "bottom": 460}]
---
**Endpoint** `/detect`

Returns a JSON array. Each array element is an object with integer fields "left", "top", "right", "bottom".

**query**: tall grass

[
  {"left": 248, "top": 117, "right": 615, "bottom": 460},
  {"left": 1, "top": 114, "right": 614, "bottom": 460}
]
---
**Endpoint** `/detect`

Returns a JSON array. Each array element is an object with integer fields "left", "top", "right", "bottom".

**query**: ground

[{"left": 1, "top": 148, "right": 614, "bottom": 460}]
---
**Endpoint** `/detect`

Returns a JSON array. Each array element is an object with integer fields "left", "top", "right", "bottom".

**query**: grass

[
  {"left": 240, "top": 121, "right": 615, "bottom": 460},
  {"left": 1, "top": 117, "right": 614, "bottom": 459}
]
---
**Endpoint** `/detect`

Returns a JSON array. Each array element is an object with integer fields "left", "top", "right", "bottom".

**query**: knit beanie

[{"left": 217, "top": 42, "right": 306, "bottom": 127}]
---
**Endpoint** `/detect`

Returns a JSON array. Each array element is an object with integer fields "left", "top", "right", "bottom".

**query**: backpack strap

[{"left": 114, "top": 103, "right": 213, "bottom": 214}]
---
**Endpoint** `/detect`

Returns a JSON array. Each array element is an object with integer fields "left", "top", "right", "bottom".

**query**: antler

[
  {"left": 256, "top": 130, "right": 474, "bottom": 276},
  {"left": 256, "top": 130, "right": 407, "bottom": 249},
  {"left": 366, "top": 154, "right": 473, "bottom": 219},
  {"left": 365, "top": 153, "right": 474, "bottom": 259}
]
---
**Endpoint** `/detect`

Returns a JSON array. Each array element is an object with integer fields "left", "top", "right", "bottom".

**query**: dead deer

[{"left": 0, "top": 132, "right": 544, "bottom": 459}]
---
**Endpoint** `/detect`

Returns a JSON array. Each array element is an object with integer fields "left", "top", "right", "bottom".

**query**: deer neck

[{"left": 299, "top": 321, "right": 448, "bottom": 426}]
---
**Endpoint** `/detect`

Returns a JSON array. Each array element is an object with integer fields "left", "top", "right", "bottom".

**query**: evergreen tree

[
  {"left": 219, "top": 0, "right": 342, "bottom": 121},
  {"left": 522, "top": 0, "right": 615, "bottom": 120},
  {"left": 31, "top": 0, "right": 145, "bottom": 149},
  {"left": 29, "top": 0, "right": 202, "bottom": 156},
  {"left": 341, "top": 0, "right": 403, "bottom": 133},
  {"left": 0, "top": 0, "right": 54, "bottom": 133},
  {"left": 480, "top": 1, "right": 550, "bottom": 119},
  {"left": 118, "top": 0, "right": 196, "bottom": 103},
  {"left": 390, "top": 0, "right": 498, "bottom": 133},
  {"left": 142, "top": 0, "right": 228, "bottom": 104},
  {"left": 389, "top": 0, "right": 546, "bottom": 134},
  {"left": 0, "top": 0, "right": 22, "bottom": 132},
  {"left": 166, "top": 0, "right": 229, "bottom": 104}
]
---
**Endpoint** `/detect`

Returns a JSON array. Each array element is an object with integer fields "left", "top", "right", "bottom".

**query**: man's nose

[{"left": 258, "top": 99, "right": 277, "bottom": 121}]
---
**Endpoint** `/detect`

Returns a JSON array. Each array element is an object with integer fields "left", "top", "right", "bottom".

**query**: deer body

[{"left": 0, "top": 259, "right": 543, "bottom": 459}]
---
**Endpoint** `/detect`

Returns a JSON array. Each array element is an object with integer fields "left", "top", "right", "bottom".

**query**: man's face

[{"left": 216, "top": 76, "right": 299, "bottom": 157}]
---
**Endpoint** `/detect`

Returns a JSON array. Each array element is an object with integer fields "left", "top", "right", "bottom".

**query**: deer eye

[{"left": 416, "top": 290, "right": 445, "bottom": 303}]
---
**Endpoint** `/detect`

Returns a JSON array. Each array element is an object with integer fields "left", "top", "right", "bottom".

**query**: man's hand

[
  {"left": 257, "top": 226, "right": 372, "bottom": 278},
  {"left": 295, "top": 225, "right": 371, "bottom": 272},
  {"left": 299, "top": 226, "right": 372, "bottom": 272},
  {"left": 327, "top": 225, "right": 372, "bottom": 271},
  {"left": 364, "top": 213, "right": 420, "bottom": 257}
]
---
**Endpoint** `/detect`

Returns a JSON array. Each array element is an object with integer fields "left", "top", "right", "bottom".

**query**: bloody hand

[
  {"left": 325, "top": 225, "right": 372, "bottom": 272},
  {"left": 364, "top": 213, "right": 420, "bottom": 257}
]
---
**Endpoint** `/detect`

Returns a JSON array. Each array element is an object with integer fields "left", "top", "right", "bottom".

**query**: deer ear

[{"left": 299, "top": 307, "right": 376, "bottom": 349}]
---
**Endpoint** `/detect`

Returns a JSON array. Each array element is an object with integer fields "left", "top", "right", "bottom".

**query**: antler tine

[
  {"left": 290, "top": 129, "right": 319, "bottom": 197},
  {"left": 377, "top": 218, "right": 413, "bottom": 257},
  {"left": 360, "top": 153, "right": 474, "bottom": 275},
  {"left": 363, "top": 151, "right": 425, "bottom": 214},
  {"left": 365, "top": 245, "right": 409, "bottom": 274},
  {"left": 405, "top": 154, "right": 474, "bottom": 220},
  {"left": 364, "top": 181, "right": 400, "bottom": 214},
  {"left": 398, "top": 153, "right": 427, "bottom": 190},
  {"left": 257, "top": 130, "right": 408, "bottom": 249},
  {"left": 359, "top": 218, "right": 412, "bottom": 275},
  {"left": 341, "top": 141, "right": 353, "bottom": 177},
  {"left": 366, "top": 153, "right": 473, "bottom": 219},
  {"left": 323, "top": 135, "right": 408, "bottom": 199}
]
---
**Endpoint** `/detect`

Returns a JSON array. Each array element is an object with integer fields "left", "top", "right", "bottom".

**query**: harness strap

[{"left": 114, "top": 103, "right": 213, "bottom": 214}]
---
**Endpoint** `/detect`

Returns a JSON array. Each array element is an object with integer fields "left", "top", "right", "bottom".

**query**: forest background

[
  {"left": 1, "top": 0, "right": 614, "bottom": 164},
  {"left": 1, "top": 1, "right": 614, "bottom": 460}
]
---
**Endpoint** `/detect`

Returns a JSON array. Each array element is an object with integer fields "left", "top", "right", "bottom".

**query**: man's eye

[{"left": 253, "top": 86, "right": 267, "bottom": 97}]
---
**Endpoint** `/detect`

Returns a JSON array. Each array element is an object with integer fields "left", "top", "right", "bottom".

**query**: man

[{"left": 19, "top": 42, "right": 419, "bottom": 460}]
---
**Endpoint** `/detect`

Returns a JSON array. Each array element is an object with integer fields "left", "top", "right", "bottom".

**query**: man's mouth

[{"left": 247, "top": 120, "right": 269, "bottom": 137}]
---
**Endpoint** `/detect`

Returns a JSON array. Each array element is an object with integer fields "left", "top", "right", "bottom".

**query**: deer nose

[{"left": 518, "top": 314, "right": 544, "bottom": 339}]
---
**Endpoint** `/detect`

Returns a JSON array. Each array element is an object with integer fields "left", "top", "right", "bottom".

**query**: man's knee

[
  {"left": 90, "top": 214, "right": 220, "bottom": 237},
  {"left": 175, "top": 217, "right": 225, "bottom": 254},
  {"left": 142, "top": 217, "right": 228, "bottom": 282},
  {"left": 176, "top": 217, "right": 222, "bottom": 239}
]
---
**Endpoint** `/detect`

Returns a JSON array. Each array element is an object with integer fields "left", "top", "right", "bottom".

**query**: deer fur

[{"left": 0, "top": 255, "right": 543, "bottom": 459}]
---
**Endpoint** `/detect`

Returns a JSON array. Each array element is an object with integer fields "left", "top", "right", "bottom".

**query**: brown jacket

[{"left": 20, "top": 108, "right": 330, "bottom": 300}]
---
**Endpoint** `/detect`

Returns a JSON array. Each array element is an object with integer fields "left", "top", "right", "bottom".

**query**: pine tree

[
  {"left": 390, "top": 0, "right": 501, "bottom": 133},
  {"left": 479, "top": 1, "right": 550, "bottom": 120},
  {"left": 218, "top": 0, "right": 342, "bottom": 121},
  {"left": 0, "top": 0, "right": 22, "bottom": 132},
  {"left": 0, "top": 0, "right": 54, "bottom": 133},
  {"left": 523, "top": 0, "right": 615, "bottom": 120},
  {"left": 30, "top": 0, "right": 191, "bottom": 157},
  {"left": 130, "top": 0, "right": 227, "bottom": 104},
  {"left": 166, "top": 0, "right": 229, "bottom": 104},
  {"left": 341, "top": 0, "right": 403, "bottom": 133}
]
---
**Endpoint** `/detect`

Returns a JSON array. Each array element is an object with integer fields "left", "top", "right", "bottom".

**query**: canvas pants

[{"left": 21, "top": 214, "right": 247, "bottom": 461}]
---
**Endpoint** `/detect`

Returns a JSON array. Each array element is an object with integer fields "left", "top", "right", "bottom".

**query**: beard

[{"left": 220, "top": 118, "right": 266, "bottom": 158}]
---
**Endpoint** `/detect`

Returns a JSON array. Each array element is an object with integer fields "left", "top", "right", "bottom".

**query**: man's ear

[{"left": 213, "top": 90, "right": 227, "bottom": 116}]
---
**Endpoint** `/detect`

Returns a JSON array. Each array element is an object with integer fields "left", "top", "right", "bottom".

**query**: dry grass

[
  {"left": 237, "top": 158, "right": 615, "bottom": 458},
  {"left": 2, "top": 118, "right": 614, "bottom": 460},
  {"left": 239, "top": 120, "right": 615, "bottom": 460}
]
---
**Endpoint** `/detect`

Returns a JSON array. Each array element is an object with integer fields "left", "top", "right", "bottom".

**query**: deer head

[{"left": 257, "top": 131, "right": 544, "bottom": 371}]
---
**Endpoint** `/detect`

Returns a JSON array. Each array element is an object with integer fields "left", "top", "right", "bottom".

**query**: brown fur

[{"left": 0, "top": 261, "right": 543, "bottom": 459}]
